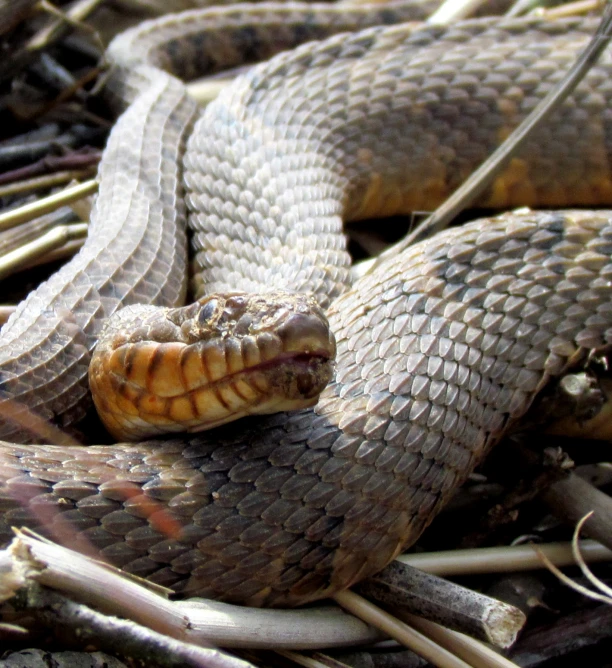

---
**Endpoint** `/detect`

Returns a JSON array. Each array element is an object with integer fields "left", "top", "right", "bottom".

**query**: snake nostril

[
  {"left": 295, "top": 357, "right": 334, "bottom": 398},
  {"left": 277, "top": 312, "right": 335, "bottom": 357}
]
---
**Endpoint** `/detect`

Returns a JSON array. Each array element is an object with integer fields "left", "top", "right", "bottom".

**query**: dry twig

[{"left": 359, "top": 561, "right": 525, "bottom": 647}]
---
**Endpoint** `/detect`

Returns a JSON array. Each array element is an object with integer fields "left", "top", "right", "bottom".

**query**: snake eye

[{"left": 198, "top": 299, "right": 218, "bottom": 325}]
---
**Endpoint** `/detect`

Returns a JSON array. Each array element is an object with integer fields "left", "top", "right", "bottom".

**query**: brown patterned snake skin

[{"left": 2, "top": 3, "right": 612, "bottom": 608}]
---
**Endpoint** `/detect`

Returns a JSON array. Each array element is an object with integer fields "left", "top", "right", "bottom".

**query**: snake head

[{"left": 89, "top": 292, "right": 335, "bottom": 440}]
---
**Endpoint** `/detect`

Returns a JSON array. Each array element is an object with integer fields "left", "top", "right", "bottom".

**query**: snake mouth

[
  {"left": 229, "top": 347, "right": 336, "bottom": 399},
  {"left": 180, "top": 348, "right": 335, "bottom": 432},
  {"left": 89, "top": 292, "right": 336, "bottom": 441},
  {"left": 91, "top": 342, "right": 335, "bottom": 440}
]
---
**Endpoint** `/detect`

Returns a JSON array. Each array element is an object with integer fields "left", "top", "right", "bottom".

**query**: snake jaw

[{"left": 89, "top": 292, "right": 335, "bottom": 441}]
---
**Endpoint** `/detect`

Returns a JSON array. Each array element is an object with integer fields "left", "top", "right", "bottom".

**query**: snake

[{"left": 1, "top": 1, "right": 612, "bottom": 613}]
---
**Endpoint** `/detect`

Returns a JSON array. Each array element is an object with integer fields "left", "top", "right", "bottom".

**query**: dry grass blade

[
  {"left": 399, "top": 612, "right": 521, "bottom": 668},
  {"left": 334, "top": 590, "right": 474, "bottom": 668},
  {"left": 572, "top": 512, "right": 612, "bottom": 599},
  {"left": 536, "top": 515, "right": 612, "bottom": 604},
  {"left": 275, "top": 650, "right": 335, "bottom": 668},
  {"left": 539, "top": 0, "right": 607, "bottom": 19},
  {"left": 505, "top": 0, "right": 556, "bottom": 16},
  {"left": 27, "top": 0, "right": 104, "bottom": 52},
  {"left": 398, "top": 540, "right": 612, "bottom": 576},
  {"left": 428, "top": 0, "right": 489, "bottom": 23}
]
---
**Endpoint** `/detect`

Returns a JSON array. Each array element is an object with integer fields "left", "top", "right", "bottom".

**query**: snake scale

[{"left": 1, "top": 2, "right": 612, "bottom": 608}]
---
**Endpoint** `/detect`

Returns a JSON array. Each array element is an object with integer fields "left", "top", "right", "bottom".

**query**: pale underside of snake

[{"left": 1, "top": 3, "right": 612, "bottom": 609}]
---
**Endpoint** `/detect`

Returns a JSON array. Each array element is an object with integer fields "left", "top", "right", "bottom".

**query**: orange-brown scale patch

[{"left": 146, "top": 342, "right": 186, "bottom": 397}]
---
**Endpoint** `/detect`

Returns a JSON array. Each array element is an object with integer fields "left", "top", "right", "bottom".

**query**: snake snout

[{"left": 89, "top": 293, "right": 335, "bottom": 441}]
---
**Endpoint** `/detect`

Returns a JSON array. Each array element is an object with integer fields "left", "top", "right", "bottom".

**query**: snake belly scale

[{"left": 1, "top": 5, "right": 612, "bottom": 607}]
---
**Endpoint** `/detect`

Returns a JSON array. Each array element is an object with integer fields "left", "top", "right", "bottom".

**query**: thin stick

[
  {"left": 0, "top": 169, "right": 95, "bottom": 198},
  {"left": 275, "top": 651, "right": 333, "bottom": 668},
  {"left": 360, "top": 561, "right": 525, "bottom": 647},
  {"left": 0, "top": 223, "right": 88, "bottom": 279},
  {"left": 0, "top": 151, "right": 100, "bottom": 187},
  {"left": 396, "top": 540, "right": 612, "bottom": 576},
  {"left": 399, "top": 613, "right": 522, "bottom": 668},
  {"left": 0, "top": 180, "right": 96, "bottom": 232},
  {"left": 334, "top": 590, "right": 472, "bottom": 668},
  {"left": 0, "top": 207, "right": 73, "bottom": 253},
  {"left": 19, "top": 237, "right": 85, "bottom": 270}
]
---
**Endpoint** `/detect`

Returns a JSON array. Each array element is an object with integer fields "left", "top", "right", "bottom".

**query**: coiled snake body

[{"left": 1, "top": 3, "right": 612, "bottom": 607}]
